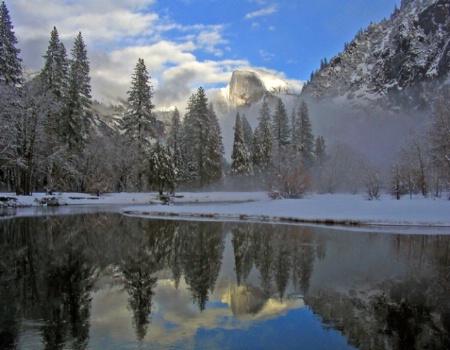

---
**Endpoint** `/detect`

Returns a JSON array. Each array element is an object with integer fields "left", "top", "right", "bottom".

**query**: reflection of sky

[
  {"left": 89, "top": 279, "right": 355, "bottom": 350},
  {"left": 85, "top": 233, "right": 357, "bottom": 349},
  {"left": 195, "top": 308, "right": 356, "bottom": 350}
]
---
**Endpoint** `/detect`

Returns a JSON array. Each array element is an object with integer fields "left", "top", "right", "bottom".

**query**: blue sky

[{"left": 9, "top": 0, "right": 400, "bottom": 108}]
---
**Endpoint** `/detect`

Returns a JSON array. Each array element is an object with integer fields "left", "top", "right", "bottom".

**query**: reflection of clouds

[
  {"left": 89, "top": 277, "right": 304, "bottom": 348},
  {"left": 223, "top": 285, "right": 305, "bottom": 320}
]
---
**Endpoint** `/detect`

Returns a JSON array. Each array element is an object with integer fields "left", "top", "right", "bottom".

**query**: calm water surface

[{"left": 0, "top": 211, "right": 449, "bottom": 349}]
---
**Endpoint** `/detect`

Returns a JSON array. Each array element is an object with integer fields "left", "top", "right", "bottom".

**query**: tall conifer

[{"left": 0, "top": 1, "right": 22, "bottom": 86}]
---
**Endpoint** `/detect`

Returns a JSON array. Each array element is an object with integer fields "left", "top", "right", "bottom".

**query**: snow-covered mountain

[
  {"left": 218, "top": 68, "right": 299, "bottom": 107},
  {"left": 301, "top": 0, "right": 450, "bottom": 110}
]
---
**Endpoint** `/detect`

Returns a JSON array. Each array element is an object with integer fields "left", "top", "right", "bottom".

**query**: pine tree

[
  {"left": 182, "top": 88, "right": 223, "bottom": 187},
  {"left": 204, "top": 103, "right": 224, "bottom": 185},
  {"left": 181, "top": 93, "right": 199, "bottom": 183},
  {"left": 41, "top": 27, "right": 68, "bottom": 99},
  {"left": 272, "top": 98, "right": 290, "bottom": 148},
  {"left": 123, "top": 58, "right": 155, "bottom": 146},
  {"left": 241, "top": 114, "right": 253, "bottom": 155},
  {"left": 168, "top": 108, "right": 181, "bottom": 152},
  {"left": 290, "top": 108, "right": 296, "bottom": 145},
  {"left": 41, "top": 27, "right": 69, "bottom": 141},
  {"left": 294, "top": 101, "right": 315, "bottom": 168},
  {"left": 314, "top": 135, "right": 327, "bottom": 165},
  {"left": 148, "top": 141, "right": 176, "bottom": 195},
  {"left": 231, "top": 112, "right": 253, "bottom": 176},
  {"left": 65, "top": 32, "right": 92, "bottom": 149},
  {"left": 167, "top": 108, "right": 185, "bottom": 184},
  {"left": 257, "top": 96, "right": 273, "bottom": 170},
  {"left": 0, "top": 1, "right": 22, "bottom": 86},
  {"left": 252, "top": 127, "right": 263, "bottom": 170}
]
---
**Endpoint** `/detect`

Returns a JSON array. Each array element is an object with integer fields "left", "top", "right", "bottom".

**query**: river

[{"left": 0, "top": 211, "right": 449, "bottom": 349}]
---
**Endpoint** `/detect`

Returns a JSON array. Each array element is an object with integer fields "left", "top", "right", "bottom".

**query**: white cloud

[
  {"left": 9, "top": 0, "right": 241, "bottom": 108},
  {"left": 245, "top": 5, "right": 277, "bottom": 19},
  {"left": 8, "top": 0, "right": 298, "bottom": 112}
]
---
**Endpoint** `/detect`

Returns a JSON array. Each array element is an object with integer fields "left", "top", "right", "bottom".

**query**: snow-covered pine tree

[
  {"left": 181, "top": 93, "right": 199, "bottom": 184},
  {"left": 231, "top": 112, "right": 253, "bottom": 177},
  {"left": 41, "top": 27, "right": 69, "bottom": 141},
  {"left": 241, "top": 114, "right": 253, "bottom": 155},
  {"left": 314, "top": 135, "right": 327, "bottom": 165},
  {"left": 272, "top": 98, "right": 290, "bottom": 149},
  {"left": 257, "top": 96, "right": 273, "bottom": 171},
  {"left": 204, "top": 103, "right": 224, "bottom": 185},
  {"left": 182, "top": 87, "right": 222, "bottom": 188},
  {"left": 41, "top": 27, "right": 69, "bottom": 99},
  {"left": 167, "top": 107, "right": 186, "bottom": 185},
  {"left": 0, "top": 1, "right": 22, "bottom": 86},
  {"left": 252, "top": 126, "right": 263, "bottom": 171},
  {"left": 148, "top": 141, "right": 176, "bottom": 195},
  {"left": 123, "top": 58, "right": 155, "bottom": 146},
  {"left": 65, "top": 32, "right": 92, "bottom": 150},
  {"left": 294, "top": 101, "right": 315, "bottom": 168},
  {"left": 290, "top": 108, "right": 296, "bottom": 146},
  {"left": 168, "top": 107, "right": 181, "bottom": 152}
]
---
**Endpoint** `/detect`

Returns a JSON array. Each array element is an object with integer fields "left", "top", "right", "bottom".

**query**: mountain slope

[{"left": 301, "top": 0, "right": 450, "bottom": 110}]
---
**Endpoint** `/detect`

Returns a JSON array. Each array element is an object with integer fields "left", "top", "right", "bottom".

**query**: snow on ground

[{"left": 1, "top": 191, "right": 449, "bottom": 232}]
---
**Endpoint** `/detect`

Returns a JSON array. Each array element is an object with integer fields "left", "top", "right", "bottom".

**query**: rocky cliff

[
  {"left": 302, "top": 0, "right": 450, "bottom": 110},
  {"left": 218, "top": 68, "right": 295, "bottom": 107}
]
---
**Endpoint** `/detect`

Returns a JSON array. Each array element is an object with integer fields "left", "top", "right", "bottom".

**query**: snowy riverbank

[{"left": 2, "top": 191, "right": 448, "bottom": 232}]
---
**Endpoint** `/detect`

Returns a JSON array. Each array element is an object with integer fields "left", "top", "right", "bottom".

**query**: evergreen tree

[
  {"left": 314, "top": 135, "right": 327, "bottom": 165},
  {"left": 65, "top": 32, "right": 92, "bottom": 149},
  {"left": 123, "top": 58, "right": 155, "bottom": 146},
  {"left": 148, "top": 141, "right": 176, "bottom": 195},
  {"left": 290, "top": 108, "right": 297, "bottom": 145},
  {"left": 204, "top": 103, "right": 224, "bottom": 185},
  {"left": 257, "top": 96, "right": 273, "bottom": 170},
  {"left": 181, "top": 93, "right": 199, "bottom": 183},
  {"left": 231, "top": 112, "right": 253, "bottom": 176},
  {"left": 41, "top": 27, "right": 69, "bottom": 98},
  {"left": 182, "top": 88, "right": 223, "bottom": 187},
  {"left": 241, "top": 114, "right": 253, "bottom": 155},
  {"left": 167, "top": 108, "right": 185, "bottom": 184},
  {"left": 252, "top": 127, "right": 263, "bottom": 171},
  {"left": 167, "top": 108, "right": 181, "bottom": 152},
  {"left": 272, "top": 98, "right": 290, "bottom": 148},
  {"left": 0, "top": 1, "right": 22, "bottom": 86},
  {"left": 294, "top": 101, "right": 315, "bottom": 168},
  {"left": 41, "top": 27, "right": 69, "bottom": 139}
]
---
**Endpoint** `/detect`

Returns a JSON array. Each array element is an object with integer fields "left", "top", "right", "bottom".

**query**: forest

[{"left": 1, "top": 1, "right": 449, "bottom": 199}]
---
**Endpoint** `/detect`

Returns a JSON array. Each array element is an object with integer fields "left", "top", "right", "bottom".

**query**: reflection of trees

[
  {"left": 231, "top": 224, "right": 254, "bottom": 286},
  {"left": 0, "top": 216, "right": 96, "bottom": 350},
  {"left": 290, "top": 228, "right": 315, "bottom": 295},
  {"left": 2, "top": 213, "right": 450, "bottom": 349},
  {"left": 253, "top": 225, "right": 275, "bottom": 295},
  {"left": 273, "top": 227, "right": 291, "bottom": 300},
  {"left": 182, "top": 222, "right": 225, "bottom": 311},
  {"left": 305, "top": 235, "right": 450, "bottom": 350},
  {"left": 40, "top": 218, "right": 95, "bottom": 350},
  {"left": 0, "top": 219, "right": 34, "bottom": 349},
  {"left": 122, "top": 254, "right": 158, "bottom": 342},
  {"left": 42, "top": 250, "right": 94, "bottom": 350}
]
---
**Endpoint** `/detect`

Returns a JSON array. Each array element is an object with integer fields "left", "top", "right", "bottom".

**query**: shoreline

[{"left": 1, "top": 191, "right": 449, "bottom": 234}]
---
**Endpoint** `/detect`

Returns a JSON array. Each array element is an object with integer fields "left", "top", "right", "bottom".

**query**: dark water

[{"left": 0, "top": 212, "right": 449, "bottom": 350}]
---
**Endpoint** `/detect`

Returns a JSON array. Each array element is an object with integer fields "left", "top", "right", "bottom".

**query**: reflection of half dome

[
  {"left": 229, "top": 285, "right": 267, "bottom": 319},
  {"left": 226, "top": 285, "right": 304, "bottom": 320}
]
